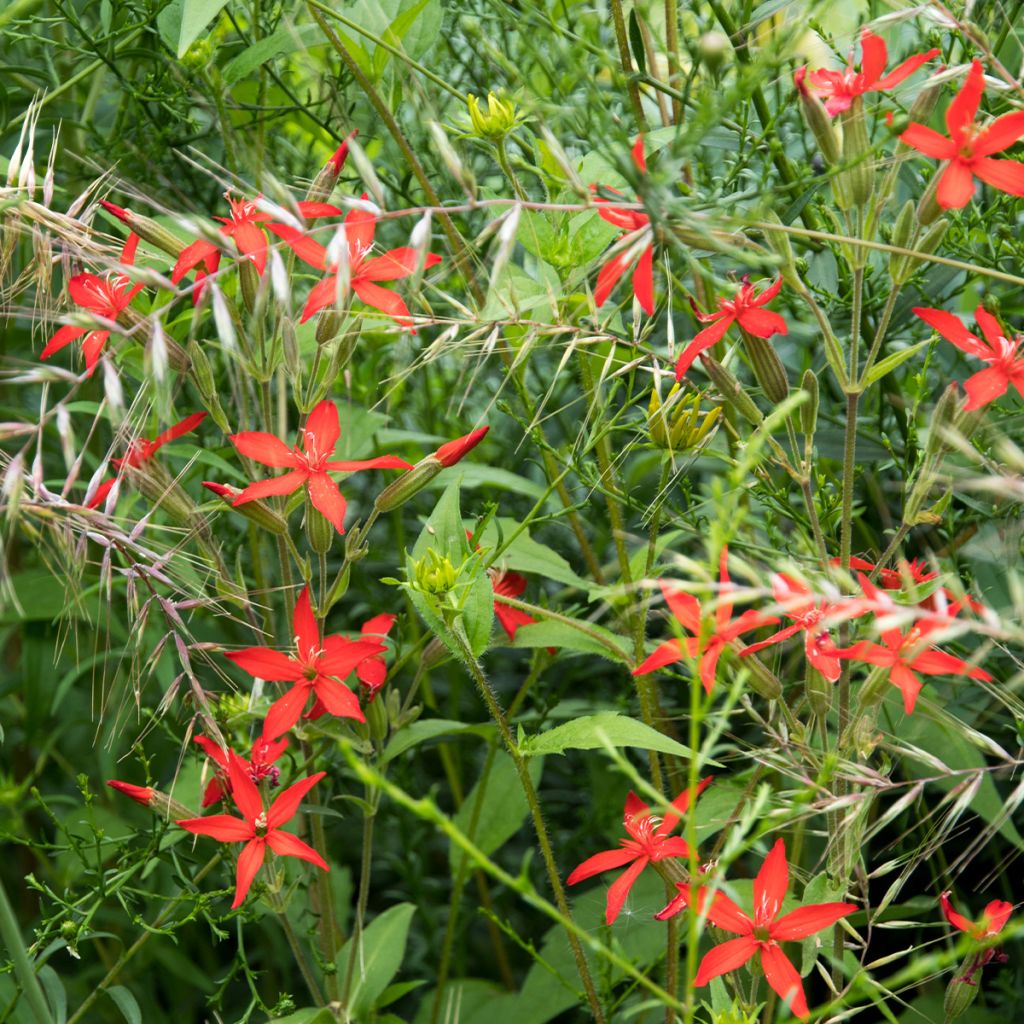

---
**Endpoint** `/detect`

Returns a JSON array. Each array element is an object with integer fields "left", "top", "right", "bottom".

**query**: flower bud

[
  {"left": 838, "top": 98, "right": 874, "bottom": 210},
  {"left": 435, "top": 426, "right": 489, "bottom": 467},
  {"left": 239, "top": 258, "right": 259, "bottom": 314},
  {"left": 304, "top": 496, "right": 335, "bottom": 554},
  {"left": 897, "top": 217, "right": 948, "bottom": 284},
  {"left": 805, "top": 665, "right": 832, "bottom": 717},
  {"left": 107, "top": 780, "right": 192, "bottom": 820},
  {"left": 741, "top": 331, "right": 789, "bottom": 404},
  {"left": 413, "top": 549, "right": 458, "bottom": 595},
  {"left": 700, "top": 354, "right": 764, "bottom": 427},
  {"left": 916, "top": 169, "right": 944, "bottom": 227},
  {"left": 760, "top": 211, "right": 800, "bottom": 289},
  {"left": 202, "top": 482, "right": 289, "bottom": 534},
  {"left": 99, "top": 200, "right": 186, "bottom": 258},
  {"left": 374, "top": 460, "right": 444, "bottom": 514},
  {"left": 648, "top": 385, "right": 721, "bottom": 451},
  {"left": 366, "top": 693, "right": 389, "bottom": 743},
  {"left": 794, "top": 68, "right": 839, "bottom": 165},
  {"left": 925, "top": 382, "right": 963, "bottom": 458},
  {"left": 944, "top": 964, "right": 981, "bottom": 1021},
  {"left": 467, "top": 92, "right": 522, "bottom": 142},
  {"left": 128, "top": 462, "right": 197, "bottom": 524},
  {"left": 698, "top": 31, "right": 730, "bottom": 75},
  {"left": 306, "top": 130, "right": 358, "bottom": 203},
  {"left": 888, "top": 200, "right": 916, "bottom": 281},
  {"left": 799, "top": 369, "right": 818, "bottom": 436}
]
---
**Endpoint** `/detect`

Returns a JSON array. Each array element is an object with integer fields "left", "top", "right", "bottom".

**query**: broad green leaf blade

[
  {"left": 513, "top": 619, "right": 631, "bottom": 663},
  {"left": 380, "top": 719, "right": 493, "bottom": 765},
  {"left": 519, "top": 711, "right": 706, "bottom": 761},
  {"left": 222, "top": 24, "right": 323, "bottom": 84},
  {"left": 449, "top": 751, "right": 544, "bottom": 875},
  {"left": 479, "top": 518, "right": 591, "bottom": 591},
  {"left": 336, "top": 903, "right": 417, "bottom": 1015},
  {"left": 176, "top": 0, "right": 230, "bottom": 58},
  {"left": 862, "top": 339, "right": 931, "bottom": 387},
  {"left": 106, "top": 987, "right": 142, "bottom": 1024},
  {"left": 268, "top": 1009, "right": 336, "bottom": 1024}
]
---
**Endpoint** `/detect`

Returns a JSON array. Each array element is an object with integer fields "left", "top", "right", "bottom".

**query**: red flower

[
  {"left": 675, "top": 277, "right": 787, "bottom": 381},
  {"left": 85, "top": 411, "right": 207, "bottom": 509},
  {"left": 224, "top": 585, "right": 387, "bottom": 738},
  {"left": 194, "top": 731, "right": 288, "bottom": 808},
  {"left": 901, "top": 59, "right": 1024, "bottom": 209},
  {"left": 633, "top": 547, "right": 779, "bottom": 693},
  {"left": 172, "top": 192, "right": 341, "bottom": 281},
  {"left": 837, "top": 574, "right": 992, "bottom": 713},
  {"left": 307, "top": 612, "right": 397, "bottom": 717},
  {"left": 941, "top": 890, "right": 1013, "bottom": 939},
  {"left": 229, "top": 399, "right": 411, "bottom": 534},
  {"left": 567, "top": 779, "right": 712, "bottom": 925},
  {"left": 741, "top": 573, "right": 869, "bottom": 683},
  {"left": 914, "top": 305, "right": 1024, "bottom": 409},
  {"left": 41, "top": 233, "right": 143, "bottom": 377},
  {"left": 270, "top": 193, "right": 442, "bottom": 329},
  {"left": 328, "top": 129, "right": 358, "bottom": 175},
  {"left": 592, "top": 137, "right": 654, "bottom": 315},
  {"left": 434, "top": 426, "right": 489, "bottom": 467},
  {"left": 177, "top": 754, "right": 328, "bottom": 909},
  {"left": 803, "top": 29, "right": 938, "bottom": 117},
  {"left": 489, "top": 568, "right": 537, "bottom": 641},
  {"left": 656, "top": 839, "right": 856, "bottom": 1019},
  {"left": 107, "top": 780, "right": 154, "bottom": 807},
  {"left": 839, "top": 556, "right": 986, "bottom": 616}
]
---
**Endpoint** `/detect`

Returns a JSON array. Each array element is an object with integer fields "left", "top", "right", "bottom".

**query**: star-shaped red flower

[
  {"left": 224, "top": 585, "right": 387, "bottom": 738},
  {"left": 901, "top": 59, "right": 1024, "bottom": 209},
  {"left": 633, "top": 547, "right": 778, "bottom": 693},
  {"left": 656, "top": 839, "right": 856, "bottom": 1019},
  {"left": 194, "top": 731, "right": 288, "bottom": 808},
  {"left": 229, "top": 399, "right": 411, "bottom": 534},
  {"left": 567, "top": 779, "right": 712, "bottom": 924},
  {"left": 802, "top": 29, "right": 938, "bottom": 117},
  {"left": 941, "top": 890, "right": 1013, "bottom": 940},
  {"left": 675, "top": 277, "right": 787, "bottom": 381},
  {"left": 591, "top": 137, "right": 654, "bottom": 315},
  {"left": 41, "top": 233, "right": 144, "bottom": 377},
  {"left": 177, "top": 753, "right": 328, "bottom": 909},
  {"left": 915, "top": 305, "right": 1024, "bottom": 409}
]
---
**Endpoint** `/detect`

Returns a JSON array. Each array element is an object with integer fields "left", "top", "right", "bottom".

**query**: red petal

[
  {"left": 946, "top": 60, "right": 985, "bottom": 141},
  {"left": 973, "top": 111, "right": 1024, "bottom": 156},
  {"left": 604, "top": 856, "right": 649, "bottom": 925},
  {"left": 632, "top": 244, "right": 654, "bottom": 315},
  {"left": 899, "top": 123, "right": 955, "bottom": 159},
  {"left": 889, "top": 662, "right": 923, "bottom": 713},
  {"left": 363, "top": 247, "right": 431, "bottom": 281},
  {"left": 973, "top": 156, "right": 1024, "bottom": 197},
  {"left": 873, "top": 49, "right": 939, "bottom": 92},
  {"left": 658, "top": 776, "right": 714, "bottom": 836},
  {"left": 177, "top": 813, "right": 252, "bottom": 842},
  {"left": 82, "top": 331, "right": 110, "bottom": 375},
  {"left": 40, "top": 324, "right": 85, "bottom": 359},
  {"left": 566, "top": 847, "right": 637, "bottom": 885},
  {"left": 594, "top": 251, "right": 630, "bottom": 307},
  {"left": 633, "top": 638, "right": 687, "bottom": 675},
  {"left": 311, "top": 675, "right": 364, "bottom": 722},
  {"left": 267, "top": 771, "right": 326, "bottom": 829},
  {"left": 754, "top": 838, "right": 789, "bottom": 927},
  {"left": 735, "top": 307, "right": 788, "bottom": 338},
  {"left": 301, "top": 274, "right": 341, "bottom": 322},
  {"left": 771, "top": 901, "right": 857, "bottom": 940},
  {"left": 318, "top": 638, "right": 387, "bottom": 679},
  {"left": 296, "top": 200, "right": 343, "bottom": 219},
  {"left": 230, "top": 431, "right": 301, "bottom": 468},
  {"left": 292, "top": 586, "right": 320, "bottom": 662},
  {"left": 963, "top": 365, "right": 1011, "bottom": 409},
  {"left": 231, "top": 839, "right": 266, "bottom": 908},
  {"left": 759, "top": 945, "right": 809, "bottom": 1019},
  {"left": 304, "top": 399, "right": 341, "bottom": 457},
  {"left": 858, "top": 30, "right": 887, "bottom": 86},
  {"left": 661, "top": 583, "right": 701, "bottom": 633},
  {"left": 324, "top": 455, "right": 413, "bottom": 471},
  {"left": 230, "top": 221, "right": 267, "bottom": 274},
  {"left": 149, "top": 412, "right": 207, "bottom": 454},
  {"left": 973, "top": 306, "right": 1007, "bottom": 352},
  {"left": 233, "top": 469, "right": 309, "bottom": 504},
  {"left": 913, "top": 308, "right": 990, "bottom": 359},
  {"left": 631, "top": 136, "right": 647, "bottom": 173},
  {"left": 698, "top": 642, "right": 724, "bottom": 695},
  {"left": 694, "top": 936, "right": 758, "bottom": 986},
  {"left": 940, "top": 891, "right": 975, "bottom": 934},
  {"left": 910, "top": 647, "right": 988, "bottom": 679},
  {"left": 266, "top": 223, "right": 327, "bottom": 270},
  {"left": 307, "top": 471, "right": 348, "bottom": 534},
  {"left": 227, "top": 751, "right": 263, "bottom": 821},
  {"left": 981, "top": 900, "right": 1013, "bottom": 936},
  {"left": 267, "top": 828, "right": 329, "bottom": 869},
  {"left": 352, "top": 279, "right": 414, "bottom": 326},
  {"left": 194, "top": 735, "right": 229, "bottom": 769},
  {"left": 264, "top": 684, "right": 313, "bottom": 739},
  {"left": 345, "top": 200, "right": 376, "bottom": 254},
  {"left": 225, "top": 647, "right": 301, "bottom": 682},
  {"left": 937, "top": 160, "right": 976, "bottom": 209},
  {"left": 495, "top": 601, "right": 536, "bottom": 641},
  {"left": 173, "top": 239, "right": 220, "bottom": 284},
  {"left": 675, "top": 317, "right": 732, "bottom": 380},
  {"left": 434, "top": 426, "right": 489, "bottom": 467}
]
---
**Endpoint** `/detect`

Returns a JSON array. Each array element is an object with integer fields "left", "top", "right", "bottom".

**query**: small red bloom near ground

[
  {"left": 177, "top": 754, "right": 328, "bottom": 909},
  {"left": 41, "top": 233, "right": 143, "bottom": 377},
  {"left": 229, "top": 399, "right": 411, "bottom": 534},
  {"left": 567, "top": 779, "right": 712, "bottom": 924},
  {"left": 224, "top": 585, "right": 387, "bottom": 738},
  {"left": 837, "top": 575, "right": 992, "bottom": 713},
  {"left": 633, "top": 547, "right": 778, "bottom": 693},
  {"left": 270, "top": 193, "right": 442, "bottom": 328},
  {"left": 900, "top": 59, "right": 1024, "bottom": 208},
  {"left": 941, "top": 890, "right": 1013, "bottom": 939},
  {"left": 592, "top": 137, "right": 654, "bottom": 315},
  {"left": 85, "top": 411, "right": 207, "bottom": 509},
  {"left": 914, "top": 305, "right": 1024, "bottom": 409},
  {"left": 194, "top": 731, "right": 288, "bottom": 808},
  {"left": 675, "top": 277, "right": 787, "bottom": 381},
  {"left": 802, "top": 29, "right": 938, "bottom": 117},
  {"left": 657, "top": 839, "right": 856, "bottom": 1019},
  {"left": 741, "top": 573, "right": 868, "bottom": 683}
]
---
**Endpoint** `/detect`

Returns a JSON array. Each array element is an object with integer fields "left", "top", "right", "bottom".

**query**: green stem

[
  {"left": 608, "top": 0, "right": 649, "bottom": 132},
  {"left": 266, "top": 885, "right": 326, "bottom": 1007},
  {"left": 342, "top": 789, "right": 380, "bottom": 1011},
  {"left": 0, "top": 874, "right": 53, "bottom": 1024},
  {"left": 448, "top": 623, "right": 606, "bottom": 1022}
]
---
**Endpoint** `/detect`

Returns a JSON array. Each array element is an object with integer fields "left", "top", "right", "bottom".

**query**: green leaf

[
  {"left": 519, "top": 711, "right": 704, "bottom": 761},
  {"left": 38, "top": 965, "right": 66, "bottom": 1024},
  {"left": 268, "top": 1009, "right": 336, "bottom": 1024},
  {"left": 176, "top": 0, "right": 230, "bottom": 58},
  {"left": 106, "top": 987, "right": 142, "bottom": 1024},
  {"left": 627, "top": 8, "right": 646, "bottom": 74},
  {"left": 335, "top": 903, "right": 417, "bottom": 1016},
  {"left": 222, "top": 24, "right": 323, "bottom": 84},
  {"left": 412, "top": 478, "right": 468, "bottom": 561},
  {"left": 449, "top": 751, "right": 544, "bottom": 874},
  {"left": 478, "top": 518, "right": 591, "bottom": 591},
  {"left": 380, "top": 718, "right": 493, "bottom": 765},
  {"left": 798, "top": 873, "right": 845, "bottom": 976},
  {"left": 861, "top": 339, "right": 931, "bottom": 386},
  {"left": 513, "top": 619, "right": 631, "bottom": 663},
  {"left": 463, "top": 571, "right": 495, "bottom": 658}
]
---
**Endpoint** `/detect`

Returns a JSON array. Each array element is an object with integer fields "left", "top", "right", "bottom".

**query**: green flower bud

[
  {"left": 467, "top": 92, "right": 523, "bottom": 142},
  {"left": 838, "top": 97, "right": 874, "bottom": 210},
  {"left": 795, "top": 69, "right": 840, "bottom": 165},
  {"left": 413, "top": 549, "right": 458, "bottom": 595},
  {"left": 742, "top": 331, "right": 789, "bottom": 404},
  {"left": 700, "top": 354, "right": 764, "bottom": 427},
  {"left": 304, "top": 496, "right": 335, "bottom": 554},
  {"left": 805, "top": 665, "right": 832, "bottom": 718},
  {"left": 648, "top": 385, "right": 721, "bottom": 452},
  {"left": 944, "top": 965, "right": 981, "bottom": 1021}
]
